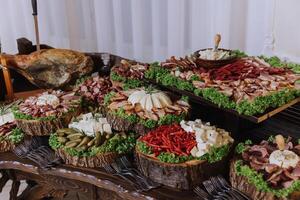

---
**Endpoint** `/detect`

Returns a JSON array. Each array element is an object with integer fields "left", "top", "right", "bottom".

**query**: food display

[
  {"left": 105, "top": 87, "right": 190, "bottom": 135},
  {"left": 2, "top": 44, "right": 300, "bottom": 198},
  {"left": 74, "top": 74, "right": 117, "bottom": 113},
  {"left": 49, "top": 113, "right": 136, "bottom": 168},
  {"left": 145, "top": 55, "right": 300, "bottom": 116},
  {"left": 3, "top": 49, "right": 94, "bottom": 88},
  {"left": 13, "top": 90, "right": 81, "bottom": 136},
  {"left": 136, "top": 120, "right": 233, "bottom": 189},
  {"left": 0, "top": 122, "right": 24, "bottom": 152},
  {"left": 231, "top": 135, "right": 300, "bottom": 200},
  {"left": 110, "top": 60, "right": 149, "bottom": 90}
]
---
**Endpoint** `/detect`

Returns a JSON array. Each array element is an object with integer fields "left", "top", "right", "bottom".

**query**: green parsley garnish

[{"left": 235, "top": 160, "right": 300, "bottom": 198}]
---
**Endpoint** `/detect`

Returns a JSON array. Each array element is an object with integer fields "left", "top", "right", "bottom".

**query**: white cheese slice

[
  {"left": 145, "top": 95, "right": 153, "bottom": 111},
  {"left": 128, "top": 90, "right": 146, "bottom": 105},
  {"left": 68, "top": 113, "right": 112, "bottom": 137},
  {"left": 0, "top": 112, "right": 15, "bottom": 126},
  {"left": 103, "top": 123, "right": 112, "bottom": 134},
  {"left": 98, "top": 118, "right": 108, "bottom": 124},
  {"left": 190, "top": 146, "right": 199, "bottom": 157},
  {"left": 151, "top": 94, "right": 163, "bottom": 109},
  {"left": 269, "top": 150, "right": 300, "bottom": 169},
  {"left": 93, "top": 122, "right": 103, "bottom": 135},
  {"left": 180, "top": 119, "right": 233, "bottom": 158},
  {"left": 36, "top": 94, "right": 60, "bottom": 108},
  {"left": 82, "top": 113, "right": 93, "bottom": 121},
  {"left": 139, "top": 94, "right": 149, "bottom": 110}
]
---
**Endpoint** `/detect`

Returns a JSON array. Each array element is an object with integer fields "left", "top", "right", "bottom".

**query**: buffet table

[
  {"left": 0, "top": 153, "right": 198, "bottom": 200},
  {"left": 1, "top": 39, "right": 300, "bottom": 200}
]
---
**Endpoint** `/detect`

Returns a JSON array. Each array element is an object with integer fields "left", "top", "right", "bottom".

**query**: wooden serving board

[
  {"left": 13, "top": 89, "right": 45, "bottom": 99},
  {"left": 147, "top": 80, "right": 300, "bottom": 124},
  {"left": 0, "top": 152, "right": 199, "bottom": 200}
]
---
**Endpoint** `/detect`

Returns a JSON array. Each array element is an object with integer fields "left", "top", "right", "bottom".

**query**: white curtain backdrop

[{"left": 0, "top": 0, "right": 299, "bottom": 62}]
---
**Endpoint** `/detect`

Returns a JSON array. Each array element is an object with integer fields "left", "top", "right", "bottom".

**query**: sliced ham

[
  {"left": 282, "top": 180, "right": 294, "bottom": 188},
  {"left": 291, "top": 167, "right": 300, "bottom": 177},
  {"left": 267, "top": 169, "right": 283, "bottom": 183},
  {"left": 283, "top": 169, "right": 298, "bottom": 180},
  {"left": 249, "top": 145, "right": 269, "bottom": 158},
  {"left": 265, "top": 164, "right": 279, "bottom": 174}
]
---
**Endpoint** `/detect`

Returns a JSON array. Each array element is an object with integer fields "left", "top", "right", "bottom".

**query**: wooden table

[{"left": 0, "top": 153, "right": 199, "bottom": 200}]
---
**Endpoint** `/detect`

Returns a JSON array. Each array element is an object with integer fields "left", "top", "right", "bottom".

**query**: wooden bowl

[
  {"left": 0, "top": 140, "right": 15, "bottom": 153},
  {"left": 56, "top": 148, "right": 118, "bottom": 168},
  {"left": 230, "top": 159, "right": 300, "bottom": 200},
  {"left": 135, "top": 147, "right": 230, "bottom": 190},
  {"left": 16, "top": 109, "right": 81, "bottom": 136},
  {"left": 106, "top": 111, "right": 152, "bottom": 136},
  {"left": 194, "top": 48, "right": 237, "bottom": 69}
]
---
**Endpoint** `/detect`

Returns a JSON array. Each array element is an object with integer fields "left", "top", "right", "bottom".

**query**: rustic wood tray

[
  {"left": 194, "top": 48, "right": 238, "bottom": 69},
  {"left": 147, "top": 80, "right": 300, "bottom": 123}
]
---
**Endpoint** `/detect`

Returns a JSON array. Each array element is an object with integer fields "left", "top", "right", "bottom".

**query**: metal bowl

[{"left": 193, "top": 48, "right": 237, "bottom": 69}]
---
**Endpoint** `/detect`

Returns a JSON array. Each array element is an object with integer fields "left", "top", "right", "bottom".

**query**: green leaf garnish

[{"left": 235, "top": 160, "right": 300, "bottom": 198}]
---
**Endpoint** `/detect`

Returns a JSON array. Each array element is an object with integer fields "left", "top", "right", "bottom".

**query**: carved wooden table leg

[
  {"left": 91, "top": 186, "right": 97, "bottom": 200},
  {"left": 0, "top": 170, "right": 9, "bottom": 192},
  {"left": 9, "top": 180, "right": 20, "bottom": 200},
  {"left": 6, "top": 170, "right": 20, "bottom": 200},
  {"left": 17, "top": 180, "right": 36, "bottom": 200},
  {"left": 13, "top": 171, "right": 67, "bottom": 200},
  {"left": 20, "top": 184, "right": 53, "bottom": 200}
]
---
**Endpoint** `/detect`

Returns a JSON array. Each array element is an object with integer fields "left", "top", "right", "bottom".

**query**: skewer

[
  {"left": 275, "top": 134, "right": 285, "bottom": 151},
  {"left": 31, "top": 0, "right": 40, "bottom": 51}
]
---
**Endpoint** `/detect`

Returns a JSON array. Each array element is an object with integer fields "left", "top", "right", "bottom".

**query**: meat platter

[
  {"left": 0, "top": 100, "right": 25, "bottom": 152},
  {"left": 74, "top": 74, "right": 120, "bottom": 114},
  {"left": 136, "top": 119, "right": 233, "bottom": 190},
  {"left": 0, "top": 122, "right": 24, "bottom": 152},
  {"left": 105, "top": 87, "right": 190, "bottom": 135},
  {"left": 110, "top": 59, "right": 149, "bottom": 90},
  {"left": 13, "top": 90, "right": 82, "bottom": 136},
  {"left": 231, "top": 135, "right": 300, "bottom": 200},
  {"left": 114, "top": 52, "right": 300, "bottom": 123},
  {"left": 149, "top": 81, "right": 300, "bottom": 123}
]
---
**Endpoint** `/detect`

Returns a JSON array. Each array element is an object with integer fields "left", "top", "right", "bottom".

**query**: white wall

[{"left": 0, "top": 0, "right": 299, "bottom": 63}]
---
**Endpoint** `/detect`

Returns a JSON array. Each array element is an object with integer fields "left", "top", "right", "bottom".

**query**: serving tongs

[{"left": 194, "top": 176, "right": 251, "bottom": 200}]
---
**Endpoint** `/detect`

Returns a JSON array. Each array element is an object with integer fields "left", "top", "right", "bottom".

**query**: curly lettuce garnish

[
  {"left": 111, "top": 108, "right": 186, "bottom": 129},
  {"left": 137, "top": 141, "right": 230, "bottom": 164},
  {"left": 8, "top": 128, "right": 24, "bottom": 144},
  {"left": 235, "top": 160, "right": 300, "bottom": 198},
  {"left": 235, "top": 140, "right": 253, "bottom": 154},
  {"left": 110, "top": 71, "right": 144, "bottom": 90}
]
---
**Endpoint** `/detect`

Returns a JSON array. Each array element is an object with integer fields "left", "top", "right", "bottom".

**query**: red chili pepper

[{"left": 140, "top": 124, "right": 196, "bottom": 157}]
